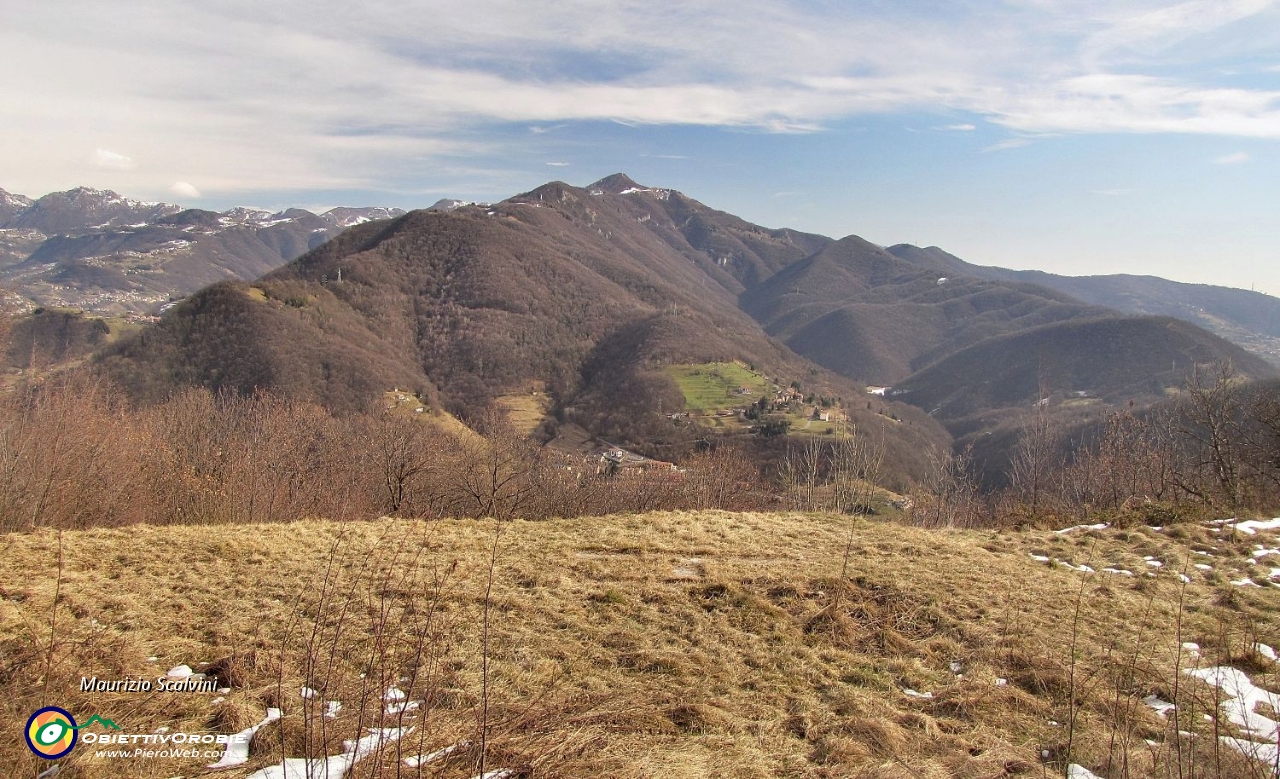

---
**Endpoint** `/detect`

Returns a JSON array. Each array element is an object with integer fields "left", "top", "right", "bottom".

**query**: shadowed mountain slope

[
  {"left": 891, "top": 315, "right": 1276, "bottom": 425},
  {"left": 742, "top": 237, "right": 1110, "bottom": 385},
  {"left": 887, "top": 244, "right": 1280, "bottom": 364}
]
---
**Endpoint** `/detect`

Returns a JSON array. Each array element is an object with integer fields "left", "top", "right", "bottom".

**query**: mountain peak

[
  {"left": 0, "top": 187, "right": 34, "bottom": 223},
  {"left": 589, "top": 173, "right": 645, "bottom": 194},
  {"left": 322, "top": 206, "right": 408, "bottom": 227},
  {"left": 39, "top": 186, "right": 176, "bottom": 212},
  {"left": 427, "top": 198, "right": 477, "bottom": 212},
  {"left": 65, "top": 185, "right": 113, "bottom": 197},
  {"left": 0, "top": 187, "right": 33, "bottom": 205},
  {"left": 9, "top": 186, "right": 181, "bottom": 234}
]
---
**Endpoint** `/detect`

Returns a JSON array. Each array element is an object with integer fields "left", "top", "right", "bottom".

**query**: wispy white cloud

[
  {"left": 984, "top": 75, "right": 1280, "bottom": 137},
  {"left": 1215, "top": 151, "right": 1251, "bottom": 163},
  {"left": 169, "top": 181, "right": 201, "bottom": 198},
  {"left": 1080, "top": 0, "right": 1277, "bottom": 66},
  {"left": 92, "top": 148, "right": 135, "bottom": 170},
  {"left": 983, "top": 138, "right": 1034, "bottom": 152},
  {"left": 545, "top": 161, "right": 570, "bottom": 167},
  {"left": 3, "top": 1, "right": 1279, "bottom": 197}
]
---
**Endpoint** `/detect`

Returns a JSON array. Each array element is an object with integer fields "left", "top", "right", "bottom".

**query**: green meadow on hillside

[{"left": 664, "top": 362, "right": 773, "bottom": 412}]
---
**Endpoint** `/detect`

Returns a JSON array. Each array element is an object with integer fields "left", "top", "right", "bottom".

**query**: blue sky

[{"left": 3, "top": 1, "right": 1279, "bottom": 292}]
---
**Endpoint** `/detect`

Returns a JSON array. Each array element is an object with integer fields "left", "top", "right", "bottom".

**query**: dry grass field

[
  {"left": 2, "top": 511, "right": 1279, "bottom": 778},
  {"left": 495, "top": 392, "right": 553, "bottom": 437}
]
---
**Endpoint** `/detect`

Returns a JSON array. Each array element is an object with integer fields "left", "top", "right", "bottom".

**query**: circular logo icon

[{"left": 25, "top": 707, "right": 77, "bottom": 759}]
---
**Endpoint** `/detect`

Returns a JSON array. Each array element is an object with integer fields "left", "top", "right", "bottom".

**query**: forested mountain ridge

[{"left": 96, "top": 176, "right": 948, "bottom": 480}]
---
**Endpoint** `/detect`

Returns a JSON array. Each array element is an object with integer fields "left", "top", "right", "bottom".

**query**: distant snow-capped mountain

[
  {"left": 0, "top": 188, "right": 37, "bottom": 224},
  {"left": 0, "top": 186, "right": 410, "bottom": 317},
  {"left": 322, "top": 206, "right": 407, "bottom": 227},
  {"left": 427, "top": 198, "right": 484, "bottom": 212},
  {"left": 5, "top": 187, "right": 182, "bottom": 234}
]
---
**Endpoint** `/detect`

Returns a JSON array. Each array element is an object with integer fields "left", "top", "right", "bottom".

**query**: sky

[{"left": 2, "top": 1, "right": 1279, "bottom": 293}]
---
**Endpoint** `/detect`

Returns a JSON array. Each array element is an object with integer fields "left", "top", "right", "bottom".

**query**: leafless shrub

[
  {"left": 909, "top": 444, "right": 984, "bottom": 529},
  {"left": 0, "top": 370, "right": 151, "bottom": 531}
]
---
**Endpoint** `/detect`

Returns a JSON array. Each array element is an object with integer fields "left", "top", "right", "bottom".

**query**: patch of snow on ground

[
  {"left": 1195, "top": 563, "right": 1213, "bottom": 571},
  {"left": 1029, "top": 554, "right": 1050, "bottom": 562},
  {"left": 1219, "top": 736, "right": 1280, "bottom": 767},
  {"left": 1215, "top": 517, "right": 1280, "bottom": 535},
  {"left": 1102, "top": 568, "right": 1134, "bottom": 576},
  {"left": 300, "top": 686, "right": 318, "bottom": 699},
  {"left": 1183, "top": 642, "right": 1201, "bottom": 656},
  {"left": 1187, "top": 665, "right": 1280, "bottom": 767},
  {"left": 1143, "top": 694, "right": 1175, "bottom": 717},
  {"left": 1232, "top": 577, "right": 1261, "bottom": 587},
  {"left": 404, "top": 741, "right": 471, "bottom": 767},
  {"left": 1058, "top": 561, "right": 1094, "bottom": 572},
  {"left": 207, "top": 708, "right": 282, "bottom": 770},
  {"left": 902, "top": 688, "right": 933, "bottom": 699},
  {"left": 1179, "top": 574, "right": 1192, "bottom": 584},
  {"left": 1257, "top": 644, "right": 1278, "bottom": 662},
  {"left": 386, "top": 700, "right": 419, "bottom": 715},
  {"left": 1054, "top": 523, "right": 1109, "bottom": 534},
  {"left": 1067, "top": 765, "right": 1103, "bottom": 779},
  {"left": 244, "top": 726, "right": 412, "bottom": 779},
  {"left": 167, "top": 664, "right": 192, "bottom": 678},
  {"left": 325, "top": 701, "right": 341, "bottom": 719}
]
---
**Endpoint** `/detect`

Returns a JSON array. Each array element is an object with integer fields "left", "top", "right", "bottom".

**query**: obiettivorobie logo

[
  {"left": 25, "top": 705, "right": 250, "bottom": 762},
  {"left": 24, "top": 707, "right": 122, "bottom": 759}
]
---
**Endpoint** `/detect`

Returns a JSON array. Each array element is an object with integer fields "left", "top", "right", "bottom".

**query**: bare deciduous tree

[
  {"left": 1009, "top": 402, "right": 1062, "bottom": 519},
  {"left": 911, "top": 443, "right": 983, "bottom": 528},
  {"left": 1175, "top": 362, "right": 1246, "bottom": 511}
]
